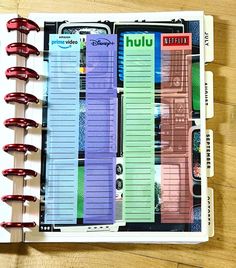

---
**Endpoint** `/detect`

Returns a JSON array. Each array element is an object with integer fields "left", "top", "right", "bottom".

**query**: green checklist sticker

[{"left": 123, "top": 34, "right": 155, "bottom": 222}]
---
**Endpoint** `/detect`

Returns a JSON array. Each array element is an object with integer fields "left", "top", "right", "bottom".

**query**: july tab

[{"left": 204, "top": 16, "right": 214, "bottom": 62}]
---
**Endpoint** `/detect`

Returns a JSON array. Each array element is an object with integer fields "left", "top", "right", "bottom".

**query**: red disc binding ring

[
  {"left": 2, "top": 168, "right": 37, "bottom": 177},
  {"left": 3, "top": 144, "right": 38, "bottom": 153},
  {"left": 0, "top": 222, "right": 36, "bottom": 228},
  {"left": 6, "top": 67, "right": 39, "bottom": 82},
  {"left": 4, "top": 92, "right": 39, "bottom": 105},
  {"left": 1, "top": 195, "right": 37, "bottom": 202},
  {"left": 4, "top": 118, "right": 38, "bottom": 128},
  {"left": 7, "top": 18, "right": 40, "bottom": 34},
  {"left": 6, "top": 43, "right": 40, "bottom": 58}
]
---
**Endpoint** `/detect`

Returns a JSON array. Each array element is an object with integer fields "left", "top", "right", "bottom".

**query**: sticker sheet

[{"left": 39, "top": 16, "right": 203, "bottom": 233}]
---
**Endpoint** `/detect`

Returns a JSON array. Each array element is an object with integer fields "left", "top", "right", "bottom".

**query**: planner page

[{"left": 24, "top": 11, "right": 208, "bottom": 243}]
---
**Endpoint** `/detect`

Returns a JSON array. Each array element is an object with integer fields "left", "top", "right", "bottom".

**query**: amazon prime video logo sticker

[
  {"left": 49, "top": 34, "right": 80, "bottom": 51},
  {"left": 51, "top": 39, "right": 79, "bottom": 49}
]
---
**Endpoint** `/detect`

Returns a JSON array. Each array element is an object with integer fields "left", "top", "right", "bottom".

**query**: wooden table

[{"left": 0, "top": 1, "right": 235, "bottom": 267}]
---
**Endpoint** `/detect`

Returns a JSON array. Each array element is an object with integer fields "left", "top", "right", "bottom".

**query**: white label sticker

[
  {"left": 205, "top": 71, "right": 214, "bottom": 118},
  {"left": 204, "top": 15, "right": 214, "bottom": 62},
  {"left": 208, "top": 188, "right": 214, "bottom": 237},
  {"left": 206, "top": 129, "right": 214, "bottom": 177}
]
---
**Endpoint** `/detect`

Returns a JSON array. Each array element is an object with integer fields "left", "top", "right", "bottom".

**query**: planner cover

[{"left": 0, "top": 11, "right": 214, "bottom": 243}]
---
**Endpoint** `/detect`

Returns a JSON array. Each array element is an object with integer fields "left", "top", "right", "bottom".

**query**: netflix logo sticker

[{"left": 161, "top": 33, "right": 192, "bottom": 50}]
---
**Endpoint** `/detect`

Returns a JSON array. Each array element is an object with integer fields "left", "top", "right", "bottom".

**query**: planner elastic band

[
  {"left": 44, "top": 34, "right": 80, "bottom": 224},
  {"left": 84, "top": 34, "right": 117, "bottom": 224},
  {"left": 123, "top": 34, "right": 155, "bottom": 222}
]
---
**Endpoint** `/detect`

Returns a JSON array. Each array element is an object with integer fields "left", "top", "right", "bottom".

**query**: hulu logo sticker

[
  {"left": 125, "top": 34, "right": 154, "bottom": 48},
  {"left": 123, "top": 34, "right": 155, "bottom": 223}
]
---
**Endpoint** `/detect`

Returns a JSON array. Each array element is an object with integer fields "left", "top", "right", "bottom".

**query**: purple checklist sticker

[{"left": 84, "top": 35, "right": 117, "bottom": 224}]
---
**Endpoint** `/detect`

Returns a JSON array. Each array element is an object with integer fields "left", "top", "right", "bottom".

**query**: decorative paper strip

[
  {"left": 77, "top": 166, "right": 84, "bottom": 219},
  {"left": 84, "top": 35, "right": 117, "bottom": 224},
  {"left": 160, "top": 33, "right": 193, "bottom": 223},
  {"left": 123, "top": 34, "right": 155, "bottom": 222},
  {"left": 45, "top": 34, "right": 80, "bottom": 224}
]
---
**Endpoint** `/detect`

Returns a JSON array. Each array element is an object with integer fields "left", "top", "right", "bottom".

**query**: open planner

[{"left": 0, "top": 11, "right": 215, "bottom": 243}]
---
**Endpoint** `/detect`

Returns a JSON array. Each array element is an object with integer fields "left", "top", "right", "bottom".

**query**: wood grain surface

[{"left": 0, "top": 0, "right": 235, "bottom": 267}]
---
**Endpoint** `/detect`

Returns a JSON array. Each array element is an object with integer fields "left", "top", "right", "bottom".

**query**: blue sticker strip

[
  {"left": 84, "top": 35, "right": 117, "bottom": 224},
  {"left": 45, "top": 34, "right": 80, "bottom": 224}
]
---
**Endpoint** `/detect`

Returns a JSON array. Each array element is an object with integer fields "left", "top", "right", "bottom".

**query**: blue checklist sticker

[{"left": 45, "top": 34, "right": 80, "bottom": 224}]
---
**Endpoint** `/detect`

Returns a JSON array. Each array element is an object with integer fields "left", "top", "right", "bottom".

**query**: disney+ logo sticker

[{"left": 90, "top": 38, "right": 115, "bottom": 47}]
